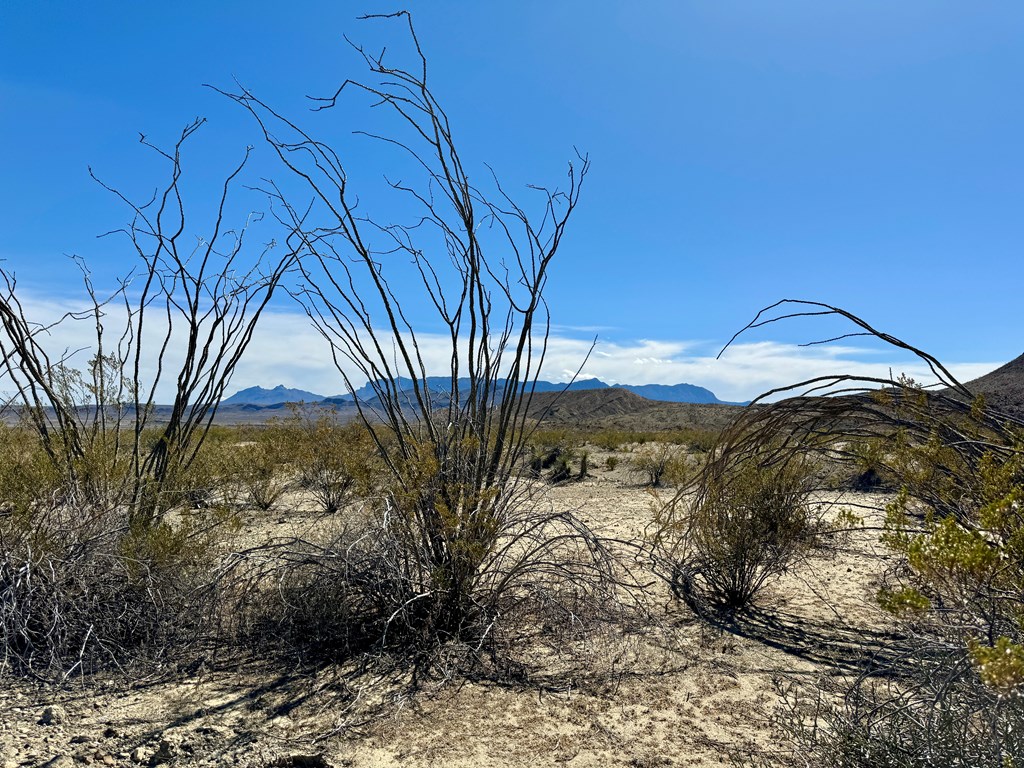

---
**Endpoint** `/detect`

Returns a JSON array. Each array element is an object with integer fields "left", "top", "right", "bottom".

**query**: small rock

[
  {"left": 70, "top": 735, "right": 92, "bottom": 744},
  {"left": 129, "top": 747, "right": 152, "bottom": 764},
  {"left": 39, "top": 705, "right": 68, "bottom": 726},
  {"left": 41, "top": 757, "right": 76, "bottom": 768},
  {"left": 151, "top": 739, "right": 178, "bottom": 765},
  {"left": 151, "top": 730, "right": 193, "bottom": 765}
]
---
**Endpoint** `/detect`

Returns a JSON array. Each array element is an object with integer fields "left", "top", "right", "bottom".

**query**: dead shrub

[
  {"left": 763, "top": 669, "right": 1024, "bottom": 768},
  {"left": 0, "top": 497, "right": 224, "bottom": 679}
]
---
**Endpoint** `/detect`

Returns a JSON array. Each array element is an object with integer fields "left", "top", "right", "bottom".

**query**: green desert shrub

[
  {"left": 702, "top": 303, "right": 1024, "bottom": 766},
  {"left": 842, "top": 437, "right": 893, "bottom": 491},
  {"left": 671, "top": 427, "right": 719, "bottom": 454},
  {"left": 0, "top": 423, "right": 60, "bottom": 517},
  {"left": 526, "top": 429, "right": 581, "bottom": 483},
  {"left": 763, "top": 430, "right": 1024, "bottom": 768},
  {"left": 674, "top": 454, "right": 819, "bottom": 610},
  {"left": 288, "top": 411, "right": 379, "bottom": 513},
  {"left": 222, "top": 425, "right": 293, "bottom": 511},
  {"left": 629, "top": 443, "right": 689, "bottom": 487},
  {"left": 880, "top": 438, "right": 1024, "bottom": 683}
]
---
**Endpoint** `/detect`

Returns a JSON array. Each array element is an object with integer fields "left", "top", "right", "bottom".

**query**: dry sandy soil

[{"left": 0, "top": 448, "right": 901, "bottom": 768}]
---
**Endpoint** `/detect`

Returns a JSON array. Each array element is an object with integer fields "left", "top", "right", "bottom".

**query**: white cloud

[
  {"left": 544, "top": 337, "right": 1000, "bottom": 402},
  {"left": 216, "top": 319, "right": 1007, "bottom": 403},
  {"left": 1, "top": 292, "right": 1004, "bottom": 404}
]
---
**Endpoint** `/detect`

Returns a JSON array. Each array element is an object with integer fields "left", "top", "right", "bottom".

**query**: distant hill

[
  {"left": 526, "top": 388, "right": 744, "bottom": 432},
  {"left": 8, "top": 384, "right": 743, "bottom": 431},
  {"left": 963, "top": 353, "right": 1024, "bottom": 419},
  {"left": 209, "top": 386, "right": 744, "bottom": 431},
  {"left": 221, "top": 385, "right": 326, "bottom": 406}
]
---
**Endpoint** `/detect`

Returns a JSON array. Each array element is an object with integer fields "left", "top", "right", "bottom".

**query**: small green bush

[
  {"left": 629, "top": 443, "right": 689, "bottom": 487},
  {"left": 526, "top": 429, "right": 581, "bottom": 483},
  {"left": 288, "top": 412, "right": 379, "bottom": 513},
  {"left": 677, "top": 455, "right": 818, "bottom": 609},
  {"left": 223, "top": 426, "right": 292, "bottom": 511},
  {"left": 0, "top": 424, "right": 60, "bottom": 517}
]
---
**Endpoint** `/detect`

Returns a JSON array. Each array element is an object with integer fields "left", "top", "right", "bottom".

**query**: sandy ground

[{"left": 0, "top": 447, "right": 898, "bottom": 768}]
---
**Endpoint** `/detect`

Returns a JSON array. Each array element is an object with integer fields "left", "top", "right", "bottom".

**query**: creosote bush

[
  {"left": 877, "top": 436, "right": 1024, "bottom": 693},
  {"left": 286, "top": 409, "right": 380, "bottom": 513},
  {"left": 670, "top": 452, "right": 819, "bottom": 610},
  {"left": 526, "top": 429, "right": 581, "bottom": 483},
  {"left": 223, "top": 425, "right": 293, "bottom": 511},
  {"left": 629, "top": 443, "right": 689, "bottom": 488}
]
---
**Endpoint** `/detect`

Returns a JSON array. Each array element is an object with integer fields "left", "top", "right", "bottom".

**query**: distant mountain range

[
  {"left": 222, "top": 384, "right": 327, "bottom": 406},
  {"left": 222, "top": 378, "right": 746, "bottom": 407}
]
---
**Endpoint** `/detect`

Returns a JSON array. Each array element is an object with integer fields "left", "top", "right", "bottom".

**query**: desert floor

[{"left": 0, "top": 448, "right": 901, "bottom": 768}]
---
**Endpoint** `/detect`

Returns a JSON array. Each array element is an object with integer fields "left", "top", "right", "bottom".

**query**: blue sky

[{"left": 1, "top": 2, "right": 1022, "bottom": 401}]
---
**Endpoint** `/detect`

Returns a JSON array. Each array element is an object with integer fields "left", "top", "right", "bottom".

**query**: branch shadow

[
  {"left": 673, "top": 568, "right": 917, "bottom": 678},
  {"left": 716, "top": 605, "right": 917, "bottom": 677}
]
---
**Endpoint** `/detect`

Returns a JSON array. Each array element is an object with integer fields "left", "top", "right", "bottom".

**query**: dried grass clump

[{"left": 765, "top": 670, "right": 1024, "bottom": 768}]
